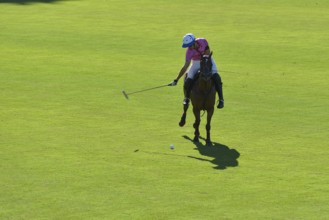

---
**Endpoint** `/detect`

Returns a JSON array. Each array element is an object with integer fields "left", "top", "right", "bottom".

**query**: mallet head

[{"left": 122, "top": 90, "right": 129, "bottom": 99}]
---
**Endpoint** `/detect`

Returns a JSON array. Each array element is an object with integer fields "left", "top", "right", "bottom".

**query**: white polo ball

[{"left": 170, "top": 144, "right": 174, "bottom": 150}]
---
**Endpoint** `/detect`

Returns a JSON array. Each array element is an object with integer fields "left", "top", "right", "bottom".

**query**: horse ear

[{"left": 209, "top": 51, "right": 213, "bottom": 58}]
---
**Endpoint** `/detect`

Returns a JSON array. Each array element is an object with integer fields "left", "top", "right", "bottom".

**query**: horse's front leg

[
  {"left": 193, "top": 107, "right": 201, "bottom": 143},
  {"left": 179, "top": 101, "right": 189, "bottom": 127},
  {"left": 206, "top": 108, "right": 214, "bottom": 146}
]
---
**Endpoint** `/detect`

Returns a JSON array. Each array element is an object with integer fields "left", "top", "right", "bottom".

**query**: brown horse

[{"left": 179, "top": 53, "right": 216, "bottom": 145}]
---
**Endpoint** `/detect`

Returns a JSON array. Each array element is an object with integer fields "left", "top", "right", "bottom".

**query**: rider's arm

[{"left": 175, "top": 61, "right": 191, "bottom": 82}]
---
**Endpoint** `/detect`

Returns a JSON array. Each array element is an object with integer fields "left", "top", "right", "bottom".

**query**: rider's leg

[
  {"left": 183, "top": 61, "right": 200, "bottom": 106},
  {"left": 210, "top": 58, "right": 224, "bottom": 109},
  {"left": 211, "top": 73, "right": 224, "bottom": 109}
]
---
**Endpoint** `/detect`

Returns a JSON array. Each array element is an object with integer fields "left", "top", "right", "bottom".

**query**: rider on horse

[{"left": 171, "top": 33, "right": 224, "bottom": 109}]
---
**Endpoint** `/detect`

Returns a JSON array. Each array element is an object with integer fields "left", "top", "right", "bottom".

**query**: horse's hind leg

[
  {"left": 206, "top": 108, "right": 214, "bottom": 146},
  {"left": 193, "top": 108, "right": 200, "bottom": 143}
]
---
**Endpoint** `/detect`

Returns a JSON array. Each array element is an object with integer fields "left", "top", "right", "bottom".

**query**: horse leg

[
  {"left": 193, "top": 108, "right": 201, "bottom": 143},
  {"left": 179, "top": 103, "right": 189, "bottom": 127},
  {"left": 179, "top": 78, "right": 194, "bottom": 127},
  {"left": 206, "top": 108, "right": 214, "bottom": 146}
]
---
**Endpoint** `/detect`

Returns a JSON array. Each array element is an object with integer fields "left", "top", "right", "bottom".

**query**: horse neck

[{"left": 196, "top": 77, "right": 213, "bottom": 92}]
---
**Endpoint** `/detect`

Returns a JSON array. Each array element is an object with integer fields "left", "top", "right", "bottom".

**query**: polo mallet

[{"left": 122, "top": 83, "right": 172, "bottom": 99}]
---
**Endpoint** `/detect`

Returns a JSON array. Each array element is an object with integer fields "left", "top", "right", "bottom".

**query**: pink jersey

[{"left": 185, "top": 38, "right": 209, "bottom": 62}]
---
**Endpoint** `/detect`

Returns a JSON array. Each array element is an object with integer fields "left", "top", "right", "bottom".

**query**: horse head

[{"left": 199, "top": 52, "right": 213, "bottom": 81}]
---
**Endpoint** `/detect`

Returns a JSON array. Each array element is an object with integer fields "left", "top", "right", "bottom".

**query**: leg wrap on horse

[
  {"left": 184, "top": 78, "right": 194, "bottom": 99},
  {"left": 212, "top": 73, "right": 224, "bottom": 100}
]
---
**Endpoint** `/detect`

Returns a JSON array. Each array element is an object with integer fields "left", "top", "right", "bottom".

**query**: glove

[{"left": 170, "top": 79, "right": 178, "bottom": 86}]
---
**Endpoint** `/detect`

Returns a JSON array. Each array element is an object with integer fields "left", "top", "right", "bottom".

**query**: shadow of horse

[
  {"left": 183, "top": 135, "right": 240, "bottom": 170},
  {"left": 0, "top": 0, "right": 63, "bottom": 4}
]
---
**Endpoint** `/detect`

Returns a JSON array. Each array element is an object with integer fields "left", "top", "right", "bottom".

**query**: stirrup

[{"left": 217, "top": 100, "right": 224, "bottom": 109}]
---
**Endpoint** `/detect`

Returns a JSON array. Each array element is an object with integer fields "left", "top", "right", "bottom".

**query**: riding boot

[
  {"left": 211, "top": 73, "right": 224, "bottom": 109},
  {"left": 183, "top": 78, "right": 194, "bottom": 106}
]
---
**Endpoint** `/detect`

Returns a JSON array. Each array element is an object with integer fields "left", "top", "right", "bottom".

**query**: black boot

[
  {"left": 183, "top": 78, "right": 194, "bottom": 106},
  {"left": 212, "top": 73, "right": 224, "bottom": 109}
]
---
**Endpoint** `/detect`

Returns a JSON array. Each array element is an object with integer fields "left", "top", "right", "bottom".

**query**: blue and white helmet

[{"left": 182, "top": 33, "right": 196, "bottom": 48}]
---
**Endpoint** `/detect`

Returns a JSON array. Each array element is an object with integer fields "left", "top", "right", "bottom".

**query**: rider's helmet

[{"left": 182, "top": 33, "right": 196, "bottom": 48}]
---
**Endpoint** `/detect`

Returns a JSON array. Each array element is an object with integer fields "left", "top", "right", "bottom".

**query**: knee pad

[
  {"left": 212, "top": 73, "right": 222, "bottom": 84},
  {"left": 184, "top": 78, "right": 194, "bottom": 89}
]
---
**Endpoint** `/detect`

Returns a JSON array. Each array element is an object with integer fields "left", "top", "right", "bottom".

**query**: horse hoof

[{"left": 179, "top": 114, "right": 186, "bottom": 127}]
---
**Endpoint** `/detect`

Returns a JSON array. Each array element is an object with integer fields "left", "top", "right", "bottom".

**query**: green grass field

[{"left": 1, "top": 0, "right": 329, "bottom": 219}]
